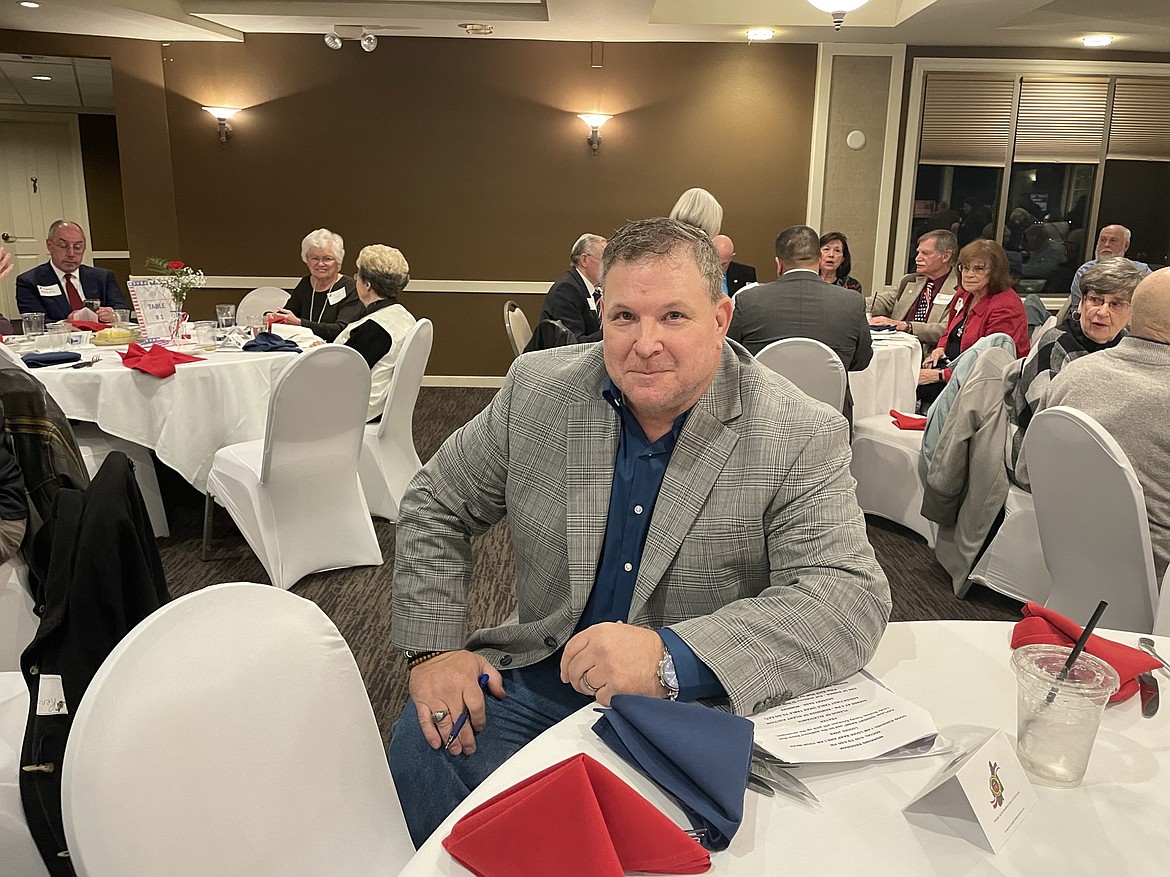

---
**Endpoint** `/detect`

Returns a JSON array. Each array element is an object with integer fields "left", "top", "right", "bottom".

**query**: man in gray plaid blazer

[{"left": 389, "top": 218, "right": 890, "bottom": 845}]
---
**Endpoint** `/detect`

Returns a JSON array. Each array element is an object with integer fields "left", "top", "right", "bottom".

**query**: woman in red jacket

[{"left": 917, "top": 238, "right": 1030, "bottom": 407}]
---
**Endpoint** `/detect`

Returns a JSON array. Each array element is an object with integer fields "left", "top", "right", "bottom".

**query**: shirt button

[
  {"left": 623, "top": 562, "right": 633, "bottom": 572},
  {"left": 634, "top": 505, "right": 643, "bottom": 515},
  {"left": 499, "top": 654, "right": 512, "bottom": 666},
  {"left": 543, "top": 636, "right": 557, "bottom": 648}
]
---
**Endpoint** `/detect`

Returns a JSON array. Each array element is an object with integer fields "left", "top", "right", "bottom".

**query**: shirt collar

[
  {"left": 602, "top": 377, "right": 691, "bottom": 441},
  {"left": 577, "top": 269, "right": 599, "bottom": 311},
  {"left": 50, "top": 262, "right": 74, "bottom": 286}
]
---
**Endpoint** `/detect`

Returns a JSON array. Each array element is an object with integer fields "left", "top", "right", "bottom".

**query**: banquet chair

[
  {"left": 1025, "top": 406, "right": 1159, "bottom": 633},
  {"left": 0, "top": 558, "right": 38, "bottom": 672},
  {"left": 235, "top": 286, "right": 290, "bottom": 328},
  {"left": 850, "top": 415, "right": 937, "bottom": 547},
  {"left": 203, "top": 345, "right": 382, "bottom": 589},
  {"left": 358, "top": 318, "right": 433, "bottom": 521},
  {"left": 504, "top": 300, "right": 532, "bottom": 358},
  {"left": 0, "top": 671, "right": 50, "bottom": 877},
  {"left": 71, "top": 425, "right": 169, "bottom": 537},
  {"left": 755, "top": 337, "right": 847, "bottom": 412},
  {"left": 966, "top": 485, "right": 1052, "bottom": 603},
  {"left": 60, "top": 582, "right": 413, "bottom": 877}
]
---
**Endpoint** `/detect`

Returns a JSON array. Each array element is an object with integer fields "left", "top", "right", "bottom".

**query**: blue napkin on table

[
  {"left": 241, "top": 332, "right": 301, "bottom": 353},
  {"left": 21, "top": 351, "right": 81, "bottom": 368},
  {"left": 592, "top": 694, "right": 753, "bottom": 852}
]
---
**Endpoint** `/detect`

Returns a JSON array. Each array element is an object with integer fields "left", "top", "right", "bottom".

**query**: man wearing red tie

[{"left": 15, "top": 220, "right": 126, "bottom": 324}]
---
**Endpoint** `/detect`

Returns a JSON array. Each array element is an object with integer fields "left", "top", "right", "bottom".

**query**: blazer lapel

[{"left": 565, "top": 397, "right": 619, "bottom": 612}]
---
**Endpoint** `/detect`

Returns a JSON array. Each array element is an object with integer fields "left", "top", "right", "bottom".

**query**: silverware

[
  {"left": 752, "top": 741, "right": 800, "bottom": 768},
  {"left": 1138, "top": 637, "right": 1170, "bottom": 677},
  {"left": 1138, "top": 671, "right": 1160, "bottom": 718},
  {"left": 747, "top": 771, "right": 775, "bottom": 797},
  {"left": 70, "top": 356, "right": 100, "bottom": 369},
  {"left": 752, "top": 756, "right": 820, "bottom": 805},
  {"left": 684, "top": 828, "right": 706, "bottom": 840}
]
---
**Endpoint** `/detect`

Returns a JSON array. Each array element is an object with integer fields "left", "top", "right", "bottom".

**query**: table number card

[
  {"left": 903, "top": 730, "right": 1035, "bottom": 853},
  {"left": 128, "top": 279, "right": 177, "bottom": 342}
]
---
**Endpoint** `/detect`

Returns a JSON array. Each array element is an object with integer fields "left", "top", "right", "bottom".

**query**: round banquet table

[
  {"left": 33, "top": 345, "right": 296, "bottom": 492},
  {"left": 848, "top": 331, "right": 921, "bottom": 420},
  {"left": 399, "top": 621, "right": 1170, "bottom": 876}
]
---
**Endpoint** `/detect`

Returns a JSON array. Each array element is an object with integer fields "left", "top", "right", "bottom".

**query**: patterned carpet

[{"left": 156, "top": 387, "right": 1021, "bottom": 745}]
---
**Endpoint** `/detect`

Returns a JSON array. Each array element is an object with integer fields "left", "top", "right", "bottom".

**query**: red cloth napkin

[
  {"left": 890, "top": 408, "right": 927, "bottom": 430},
  {"left": 68, "top": 320, "right": 107, "bottom": 332},
  {"left": 443, "top": 753, "right": 710, "bottom": 877},
  {"left": 1011, "top": 602, "right": 1161, "bottom": 703},
  {"left": 117, "top": 342, "right": 204, "bottom": 379}
]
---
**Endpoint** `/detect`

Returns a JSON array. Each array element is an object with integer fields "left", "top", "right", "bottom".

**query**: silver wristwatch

[{"left": 657, "top": 647, "right": 680, "bottom": 701}]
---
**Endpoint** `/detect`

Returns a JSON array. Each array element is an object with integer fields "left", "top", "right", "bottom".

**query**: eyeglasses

[
  {"left": 307, "top": 255, "right": 337, "bottom": 265},
  {"left": 959, "top": 263, "right": 990, "bottom": 273},
  {"left": 1082, "top": 293, "right": 1131, "bottom": 313},
  {"left": 50, "top": 239, "right": 86, "bottom": 253}
]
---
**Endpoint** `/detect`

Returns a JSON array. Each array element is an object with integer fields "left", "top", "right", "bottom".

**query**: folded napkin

[
  {"left": 593, "top": 695, "right": 752, "bottom": 852},
  {"left": 443, "top": 753, "right": 709, "bottom": 877},
  {"left": 21, "top": 351, "right": 81, "bottom": 368},
  {"left": 1011, "top": 602, "right": 1161, "bottom": 703},
  {"left": 890, "top": 409, "right": 927, "bottom": 430},
  {"left": 68, "top": 320, "right": 107, "bottom": 332},
  {"left": 242, "top": 331, "right": 301, "bottom": 353},
  {"left": 118, "top": 342, "right": 204, "bottom": 379}
]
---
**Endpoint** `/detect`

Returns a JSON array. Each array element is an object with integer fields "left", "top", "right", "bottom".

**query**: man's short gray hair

[
  {"left": 1080, "top": 257, "right": 1148, "bottom": 302},
  {"left": 46, "top": 219, "right": 84, "bottom": 238},
  {"left": 774, "top": 225, "right": 821, "bottom": 264},
  {"left": 570, "top": 233, "right": 605, "bottom": 267},
  {"left": 668, "top": 188, "right": 723, "bottom": 238},
  {"left": 600, "top": 217, "right": 724, "bottom": 304},
  {"left": 300, "top": 228, "right": 345, "bottom": 265},
  {"left": 918, "top": 229, "right": 958, "bottom": 265}
]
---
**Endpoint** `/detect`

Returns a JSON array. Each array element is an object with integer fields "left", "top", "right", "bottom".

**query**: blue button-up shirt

[{"left": 575, "top": 380, "right": 725, "bottom": 701}]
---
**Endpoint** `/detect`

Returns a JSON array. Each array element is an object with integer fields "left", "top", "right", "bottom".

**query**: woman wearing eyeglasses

[
  {"left": 818, "top": 231, "right": 863, "bottom": 295},
  {"left": 269, "top": 228, "right": 363, "bottom": 341},
  {"left": 917, "top": 238, "right": 1029, "bottom": 408}
]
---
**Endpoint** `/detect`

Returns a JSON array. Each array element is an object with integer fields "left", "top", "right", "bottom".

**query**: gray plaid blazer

[{"left": 391, "top": 341, "right": 890, "bottom": 715}]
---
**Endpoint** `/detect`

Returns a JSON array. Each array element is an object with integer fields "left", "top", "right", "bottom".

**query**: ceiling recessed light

[
  {"left": 746, "top": 28, "right": 775, "bottom": 41},
  {"left": 1082, "top": 35, "right": 1113, "bottom": 48},
  {"left": 459, "top": 23, "right": 494, "bottom": 36},
  {"left": 31, "top": 74, "right": 51, "bottom": 81},
  {"left": 19, "top": 1, "right": 41, "bottom": 8}
]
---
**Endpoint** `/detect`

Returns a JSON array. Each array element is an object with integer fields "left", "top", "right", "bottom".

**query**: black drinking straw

[{"left": 1046, "top": 600, "right": 1108, "bottom": 704}]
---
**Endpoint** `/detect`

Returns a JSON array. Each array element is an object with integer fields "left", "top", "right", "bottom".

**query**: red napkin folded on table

[
  {"left": 1011, "top": 602, "right": 1161, "bottom": 703},
  {"left": 118, "top": 342, "right": 204, "bottom": 379},
  {"left": 68, "top": 320, "right": 107, "bottom": 332},
  {"left": 890, "top": 408, "right": 927, "bottom": 430},
  {"left": 443, "top": 753, "right": 710, "bottom": 877}
]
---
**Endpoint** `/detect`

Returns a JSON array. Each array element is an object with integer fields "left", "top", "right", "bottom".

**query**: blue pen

[{"left": 445, "top": 673, "right": 490, "bottom": 750}]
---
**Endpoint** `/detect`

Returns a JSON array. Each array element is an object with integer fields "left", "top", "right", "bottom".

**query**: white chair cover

[
  {"left": 359, "top": 319, "right": 433, "bottom": 521},
  {"left": 504, "top": 300, "right": 532, "bottom": 357},
  {"left": 1025, "top": 406, "right": 1159, "bottom": 633},
  {"left": 0, "top": 558, "right": 38, "bottom": 672},
  {"left": 755, "top": 337, "right": 847, "bottom": 412},
  {"left": 71, "top": 425, "right": 169, "bottom": 538},
  {"left": 235, "top": 286, "right": 290, "bottom": 329},
  {"left": 967, "top": 485, "right": 1053, "bottom": 603},
  {"left": 0, "top": 344, "right": 29, "bottom": 369},
  {"left": 850, "top": 414, "right": 938, "bottom": 547},
  {"left": 206, "top": 345, "right": 382, "bottom": 589},
  {"left": 61, "top": 582, "right": 412, "bottom": 877},
  {"left": 0, "top": 672, "right": 50, "bottom": 877},
  {"left": 1156, "top": 567, "right": 1170, "bottom": 637}
]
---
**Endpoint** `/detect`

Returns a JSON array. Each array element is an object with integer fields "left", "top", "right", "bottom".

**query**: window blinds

[
  {"left": 1108, "top": 79, "right": 1170, "bottom": 161},
  {"left": 918, "top": 75, "right": 1015, "bottom": 166},
  {"left": 1013, "top": 78, "right": 1109, "bottom": 163}
]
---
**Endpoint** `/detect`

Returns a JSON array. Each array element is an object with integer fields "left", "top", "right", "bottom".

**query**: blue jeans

[{"left": 388, "top": 656, "right": 593, "bottom": 847}]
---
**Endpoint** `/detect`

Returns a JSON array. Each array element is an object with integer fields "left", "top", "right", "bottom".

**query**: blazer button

[
  {"left": 29, "top": 665, "right": 39, "bottom": 676},
  {"left": 499, "top": 654, "right": 512, "bottom": 666},
  {"left": 543, "top": 636, "right": 557, "bottom": 648}
]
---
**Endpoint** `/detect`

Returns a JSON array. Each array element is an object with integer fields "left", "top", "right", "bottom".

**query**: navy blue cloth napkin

[
  {"left": 242, "top": 332, "right": 301, "bottom": 353},
  {"left": 21, "top": 351, "right": 81, "bottom": 368},
  {"left": 593, "top": 694, "right": 753, "bottom": 852}
]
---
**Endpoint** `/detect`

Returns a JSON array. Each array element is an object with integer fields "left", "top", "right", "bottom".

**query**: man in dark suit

[
  {"left": 536, "top": 233, "right": 606, "bottom": 343},
  {"left": 15, "top": 220, "right": 126, "bottom": 323},
  {"left": 713, "top": 234, "right": 756, "bottom": 296},
  {"left": 727, "top": 225, "right": 872, "bottom": 425}
]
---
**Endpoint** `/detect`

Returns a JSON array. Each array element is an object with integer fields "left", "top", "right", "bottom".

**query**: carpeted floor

[{"left": 156, "top": 387, "right": 1021, "bottom": 746}]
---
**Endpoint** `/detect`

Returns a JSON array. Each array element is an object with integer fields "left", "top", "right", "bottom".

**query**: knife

[{"left": 1138, "top": 671, "right": 1159, "bottom": 719}]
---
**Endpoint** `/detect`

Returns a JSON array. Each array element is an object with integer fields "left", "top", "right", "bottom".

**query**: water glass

[
  {"left": 20, "top": 313, "right": 45, "bottom": 337},
  {"left": 112, "top": 308, "right": 132, "bottom": 326},
  {"left": 83, "top": 298, "right": 101, "bottom": 312},
  {"left": 193, "top": 321, "right": 218, "bottom": 351},
  {"left": 216, "top": 304, "right": 237, "bottom": 329},
  {"left": 1012, "top": 644, "right": 1119, "bottom": 787}
]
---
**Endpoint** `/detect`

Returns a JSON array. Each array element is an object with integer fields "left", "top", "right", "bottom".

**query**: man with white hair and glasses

[{"left": 1068, "top": 224, "right": 1150, "bottom": 312}]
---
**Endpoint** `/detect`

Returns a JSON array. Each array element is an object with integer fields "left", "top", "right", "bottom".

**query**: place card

[
  {"left": 903, "top": 729, "right": 1035, "bottom": 853},
  {"left": 128, "top": 279, "right": 177, "bottom": 342}
]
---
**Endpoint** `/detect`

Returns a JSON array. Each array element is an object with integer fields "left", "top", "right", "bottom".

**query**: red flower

[{"left": 167, "top": 260, "right": 185, "bottom": 270}]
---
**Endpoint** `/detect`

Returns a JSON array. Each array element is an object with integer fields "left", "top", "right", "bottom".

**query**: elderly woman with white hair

[
  {"left": 270, "top": 228, "right": 363, "bottom": 341},
  {"left": 668, "top": 187, "right": 723, "bottom": 238},
  {"left": 335, "top": 244, "right": 418, "bottom": 421}
]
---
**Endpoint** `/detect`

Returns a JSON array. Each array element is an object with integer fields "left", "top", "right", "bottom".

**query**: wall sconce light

[
  {"left": 577, "top": 114, "right": 612, "bottom": 157},
  {"left": 806, "top": 0, "right": 869, "bottom": 30},
  {"left": 325, "top": 25, "right": 379, "bottom": 51},
  {"left": 202, "top": 106, "right": 240, "bottom": 143}
]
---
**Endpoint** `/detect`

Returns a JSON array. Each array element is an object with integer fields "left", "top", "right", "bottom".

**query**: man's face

[
  {"left": 602, "top": 254, "right": 732, "bottom": 433},
  {"left": 1079, "top": 290, "right": 1131, "bottom": 344},
  {"left": 713, "top": 238, "right": 734, "bottom": 272},
  {"left": 915, "top": 239, "right": 950, "bottom": 279},
  {"left": 579, "top": 241, "right": 607, "bottom": 287},
  {"left": 1095, "top": 226, "right": 1129, "bottom": 260},
  {"left": 46, "top": 224, "right": 86, "bottom": 273}
]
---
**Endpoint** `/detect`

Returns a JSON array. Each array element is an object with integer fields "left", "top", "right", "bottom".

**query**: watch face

[{"left": 660, "top": 655, "right": 679, "bottom": 688}]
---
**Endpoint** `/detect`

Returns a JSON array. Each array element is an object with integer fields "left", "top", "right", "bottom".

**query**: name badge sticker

[
  {"left": 327, "top": 289, "right": 347, "bottom": 305},
  {"left": 37, "top": 284, "right": 63, "bottom": 297},
  {"left": 36, "top": 674, "right": 68, "bottom": 716}
]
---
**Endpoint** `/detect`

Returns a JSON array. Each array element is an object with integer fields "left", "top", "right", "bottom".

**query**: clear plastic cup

[
  {"left": 193, "top": 321, "right": 218, "bottom": 351},
  {"left": 20, "top": 313, "right": 45, "bottom": 337},
  {"left": 216, "top": 304, "right": 237, "bottom": 329},
  {"left": 112, "top": 308, "right": 132, "bottom": 326},
  {"left": 1012, "top": 644, "right": 1119, "bottom": 787}
]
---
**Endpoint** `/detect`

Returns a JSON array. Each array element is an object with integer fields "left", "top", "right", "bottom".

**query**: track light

[
  {"left": 360, "top": 33, "right": 378, "bottom": 52},
  {"left": 324, "top": 32, "right": 343, "bottom": 50},
  {"left": 324, "top": 26, "right": 380, "bottom": 51}
]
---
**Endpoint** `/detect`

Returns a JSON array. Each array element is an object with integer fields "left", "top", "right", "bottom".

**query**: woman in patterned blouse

[{"left": 818, "top": 231, "right": 863, "bottom": 295}]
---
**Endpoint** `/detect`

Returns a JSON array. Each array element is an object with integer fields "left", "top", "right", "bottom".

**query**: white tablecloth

[
  {"left": 400, "top": 621, "right": 1170, "bottom": 876},
  {"left": 849, "top": 332, "right": 921, "bottom": 420},
  {"left": 35, "top": 347, "right": 296, "bottom": 492}
]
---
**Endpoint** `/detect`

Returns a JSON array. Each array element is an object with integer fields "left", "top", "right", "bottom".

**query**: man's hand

[
  {"left": 868, "top": 316, "right": 898, "bottom": 328},
  {"left": 409, "top": 650, "right": 505, "bottom": 756},
  {"left": 96, "top": 306, "right": 115, "bottom": 324},
  {"left": 922, "top": 347, "right": 945, "bottom": 368},
  {"left": 559, "top": 623, "right": 666, "bottom": 706},
  {"left": 0, "top": 247, "right": 11, "bottom": 282},
  {"left": 270, "top": 308, "right": 301, "bottom": 326}
]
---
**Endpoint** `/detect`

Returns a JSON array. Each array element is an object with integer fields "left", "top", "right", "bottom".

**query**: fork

[{"left": 1138, "top": 637, "right": 1170, "bottom": 676}]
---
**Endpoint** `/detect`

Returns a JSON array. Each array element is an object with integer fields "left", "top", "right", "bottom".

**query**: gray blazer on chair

[{"left": 390, "top": 341, "right": 890, "bottom": 716}]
